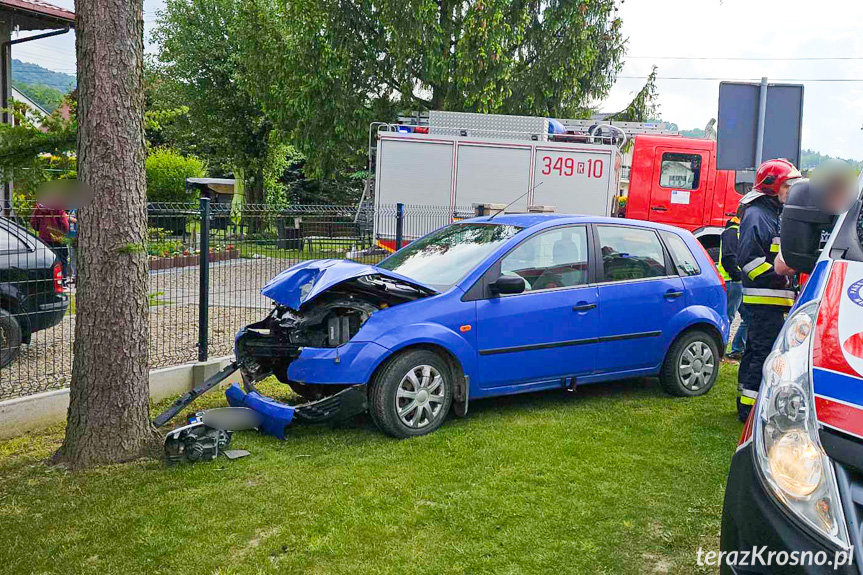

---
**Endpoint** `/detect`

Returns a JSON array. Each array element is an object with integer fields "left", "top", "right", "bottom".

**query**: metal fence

[{"left": 0, "top": 199, "right": 469, "bottom": 400}]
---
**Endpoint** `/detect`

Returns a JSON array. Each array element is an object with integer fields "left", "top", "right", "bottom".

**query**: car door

[
  {"left": 474, "top": 225, "right": 598, "bottom": 389},
  {"left": 593, "top": 224, "right": 686, "bottom": 374}
]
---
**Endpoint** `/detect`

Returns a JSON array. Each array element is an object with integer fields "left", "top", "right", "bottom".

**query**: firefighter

[
  {"left": 736, "top": 159, "right": 802, "bottom": 422},
  {"left": 716, "top": 207, "right": 746, "bottom": 360}
]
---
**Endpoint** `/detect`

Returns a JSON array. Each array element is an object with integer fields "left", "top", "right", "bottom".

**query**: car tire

[
  {"left": 0, "top": 309, "right": 22, "bottom": 368},
  {"left": 370, "top": 349, "right": 453, "bottom": 438},
  {"left": 659, "top": 329, "right": 719, "bottom": 397}
]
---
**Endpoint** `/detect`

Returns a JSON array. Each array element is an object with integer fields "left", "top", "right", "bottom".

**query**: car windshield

[{"left": 377, "top": 223, "right": 522, "bottom": 291}]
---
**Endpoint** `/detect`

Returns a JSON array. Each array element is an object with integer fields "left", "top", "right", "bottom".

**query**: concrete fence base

[{"left": 0, "top": 356, "right": 242, "bottom": 440}]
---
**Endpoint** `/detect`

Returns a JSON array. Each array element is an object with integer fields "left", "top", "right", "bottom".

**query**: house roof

[
  {"left": 11, "top": 85, "right": 50, "bottom": 116},
  {"left": 0, "top": 0, "right": 74, "bottom": 28}
]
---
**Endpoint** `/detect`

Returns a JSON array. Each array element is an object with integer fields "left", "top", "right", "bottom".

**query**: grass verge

[{"left": 0, "top": 365, "right": 742, "bottom": 575}]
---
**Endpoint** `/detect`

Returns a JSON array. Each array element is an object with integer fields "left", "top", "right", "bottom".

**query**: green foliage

[
  {"left": 0, "top": 98, "right": 77, "bottom": 216},
  {"left": 117, "top": 243, "right": 146, "bottom": 255},
  {"left": 151, "top": 0, "right": 276, "bottom": 202},
  {"left": 680, "top": 127, "right": 706, "bottom": 139},
  {"left": 11, "top": 59, "right": 75, "bottom": 93},
  {"left": 145, "top": 148, "right": 206, "bottom": 202},
  {"left": 607, "top": 66, "right": 659, "bottom": 123},
  {"left": 234, "top": 0, "right": 626, "bottom": 176},
  {"left": 12, "top": 81, "right": 65, "bottom": 112}
]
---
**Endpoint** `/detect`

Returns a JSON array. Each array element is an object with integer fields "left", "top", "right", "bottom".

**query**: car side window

[
  {"left": 597, "top": 226, "right": 667, "bottom": 282},
  {"left": 659, "top": 231, "right": 701, "bottom": 276},
  {"left": 0, "top": 228, "right": 27, "bottom": 254},
  {"left": 500, "top": 226, "right": 589, "bottom": 291}
]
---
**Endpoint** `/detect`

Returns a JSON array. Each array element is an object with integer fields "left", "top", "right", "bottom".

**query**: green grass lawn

[{"left": 0, "top": 365, "right": 743, "bottom": 575}]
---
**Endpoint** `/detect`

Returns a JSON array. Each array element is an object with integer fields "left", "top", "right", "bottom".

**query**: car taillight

[
  {"left": 52, "top": 262, "right": 64, "bottom": 293},
  {"left": 696, "top": 242, "right": 725, "bottom": 289}
]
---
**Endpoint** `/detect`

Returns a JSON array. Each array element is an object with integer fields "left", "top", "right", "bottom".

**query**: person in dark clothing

[{"left": 735, "top": 159, "right": 801, "bottom": 422}]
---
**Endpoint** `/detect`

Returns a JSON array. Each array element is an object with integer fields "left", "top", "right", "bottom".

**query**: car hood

[
  {"left": 812, "top": 260, "right": 863, "bottom": 437},
  {"left": 260, "top": 259, "right": 437, "bottom": 310}
]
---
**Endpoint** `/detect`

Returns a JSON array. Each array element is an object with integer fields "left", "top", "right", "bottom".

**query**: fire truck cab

[{"left": 626, "top": 135, "right": 740, "bottom": 257}]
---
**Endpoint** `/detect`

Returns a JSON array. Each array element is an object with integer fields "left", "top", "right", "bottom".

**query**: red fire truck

[{"left": 370, "top": 112, "right": 740, "bottom": 257}]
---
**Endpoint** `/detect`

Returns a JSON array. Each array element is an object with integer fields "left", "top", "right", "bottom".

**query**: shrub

[{"left": 146, "top": 148, "right": 205, "bottom": 202}]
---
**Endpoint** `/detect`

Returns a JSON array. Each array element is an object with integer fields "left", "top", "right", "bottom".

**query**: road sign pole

[{"left": 755, "top": 77, "right": 768, "bottom": 166}]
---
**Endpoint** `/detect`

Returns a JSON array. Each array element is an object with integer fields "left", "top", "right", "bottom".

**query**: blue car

[{"left": 235, "top": 214, "right": 729, "bottom": 438}]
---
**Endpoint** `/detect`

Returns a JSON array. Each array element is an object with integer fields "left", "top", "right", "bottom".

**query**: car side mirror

[
  {"left": 490, "top": 275, "right": 525, "bottom": 295},
  {"left": 781, "top": 179, "right": 834, "bottom": 274}
]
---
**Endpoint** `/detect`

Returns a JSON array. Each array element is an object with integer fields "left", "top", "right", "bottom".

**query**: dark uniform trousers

[{"left": 736, "top": 305, "right": 786, "bottom": 421}]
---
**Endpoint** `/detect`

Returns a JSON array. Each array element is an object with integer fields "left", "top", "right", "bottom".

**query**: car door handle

[
  {"left": 664, "top": 290, "right": 684, "bottom": 299},
  {"left": 651, "top": 206, "right": 668, "bottom": 212},
  {"left": 572, "top": 302, "right": 597, "bottom": 312}
]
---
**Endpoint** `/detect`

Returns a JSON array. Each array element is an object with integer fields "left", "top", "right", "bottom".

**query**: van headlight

[{"left": 753, "top": 301, "right": 850, "bottom": 549}]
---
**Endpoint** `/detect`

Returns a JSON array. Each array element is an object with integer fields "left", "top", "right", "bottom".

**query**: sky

[{"left": 11, "top": 0, "right": 863, "bottom": 160}]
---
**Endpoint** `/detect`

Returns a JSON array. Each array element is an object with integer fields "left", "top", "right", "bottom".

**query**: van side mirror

[
  {"left": 490, "top": 275, "right": 526, "bottom": 295},
  {"left": 781, "top": 180, "right": 834, "bottom": 274}
]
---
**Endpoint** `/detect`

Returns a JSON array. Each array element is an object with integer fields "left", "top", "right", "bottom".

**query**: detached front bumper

[
  {"left": 226, "top": 383, "right": 368, "bottom": 439},
  {"left": 720, "top": 443, "right": 858, "bottom": 574}
]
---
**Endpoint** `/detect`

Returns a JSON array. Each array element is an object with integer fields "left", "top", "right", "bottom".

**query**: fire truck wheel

[
  {"left": 370, "top": 349, "right": 453, "bottom": 438},
  {"left": 660, "top": 329, "right": 719, "bottom": 397}
]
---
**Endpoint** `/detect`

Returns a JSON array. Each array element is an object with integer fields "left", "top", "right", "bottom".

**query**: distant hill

[
  {"left": 11, "top": 59, "right": 75, "bottom": 93},
  {"left": 801, "top": 149, "right": 863, "bottom": 173}
]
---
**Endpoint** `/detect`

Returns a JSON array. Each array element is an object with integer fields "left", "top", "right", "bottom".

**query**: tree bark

[{"left": 56, "top": 0, "right": 158, "bottom": 468}]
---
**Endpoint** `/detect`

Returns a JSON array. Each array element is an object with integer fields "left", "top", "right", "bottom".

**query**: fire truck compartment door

[
  {"left": 454, "top": 143, "right": 532, "bottom": 211},
  {"left": 375, "top": 137, "right": 454, "bottom": 207},
  {"left": 649, "top": 148, "right": 709, "bottom": 228}
]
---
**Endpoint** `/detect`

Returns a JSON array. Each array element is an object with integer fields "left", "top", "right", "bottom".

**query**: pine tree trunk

[{"left": 55, "top": 0, "right": 158, "bottom": 467}]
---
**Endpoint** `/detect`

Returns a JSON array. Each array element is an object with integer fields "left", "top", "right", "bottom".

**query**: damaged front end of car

[
  {"left": 155, "top": 260, "right": 436, "bottom": 438},
  {"left": 228, "top": 260, "right": 437, "bottom": 435},
  {"left": 236, "top": 260, "right": 436, "bottom": 398}
]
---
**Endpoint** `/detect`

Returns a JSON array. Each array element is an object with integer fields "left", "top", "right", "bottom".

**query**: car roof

[{"left": 460, "top": 213, "right": 694, "bottom": 235}]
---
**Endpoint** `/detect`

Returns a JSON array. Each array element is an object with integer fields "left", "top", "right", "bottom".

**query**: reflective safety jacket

[
  {"left": 737, "top": 194, "right": 794, "bottom": 307},
  {"left": 717, "top": 221, "right": 741, "bottom": 282}
]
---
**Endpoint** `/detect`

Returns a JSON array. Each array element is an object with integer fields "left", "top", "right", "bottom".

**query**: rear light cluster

[{"left": 52, "top": 262, "right": 64, "bottom": 293}]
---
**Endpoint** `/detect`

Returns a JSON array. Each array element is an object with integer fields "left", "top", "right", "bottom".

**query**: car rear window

[
  {"left": 0, "top": 228, "right": 27, "bottom": 254},
  {"left": 659, "top": 231, "right": 701, "bottom": 276}
]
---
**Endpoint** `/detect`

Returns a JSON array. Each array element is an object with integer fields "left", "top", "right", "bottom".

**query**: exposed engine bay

[{"left": 236, "top": 274, "right": 434, "bottom": 399}]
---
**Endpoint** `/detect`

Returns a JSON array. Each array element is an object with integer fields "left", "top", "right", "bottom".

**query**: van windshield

[{"left": 377, "top": 223, "right": 522, "bottom": 291}]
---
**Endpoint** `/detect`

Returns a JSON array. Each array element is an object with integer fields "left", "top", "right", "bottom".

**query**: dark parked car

[{"left": 0, "top": 217, "right": 68, "bottom": 367}]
